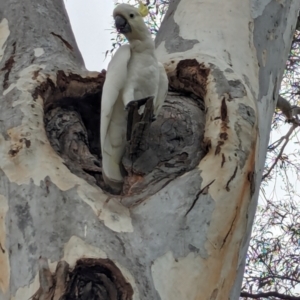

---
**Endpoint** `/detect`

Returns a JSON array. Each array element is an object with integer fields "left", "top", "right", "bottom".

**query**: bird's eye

[{"left": 130, "top": 13, "right": 134, "bottom": 18}]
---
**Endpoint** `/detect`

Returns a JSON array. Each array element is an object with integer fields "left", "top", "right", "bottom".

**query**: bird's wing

[
  {"left": 100, "top": 45, "right": 131, "bottom": 190},
  {"left": 101, "top": 44, "right": 131, "bottom": 148},
  {"left": 154, "top": 62, "right": 168, "bottom": 115}
]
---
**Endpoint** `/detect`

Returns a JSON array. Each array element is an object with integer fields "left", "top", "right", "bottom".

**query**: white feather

[
  {"left": 100, "top": 4, "right": 168, "bottom": 192},
  {"left": 154, "top": 62, "right": 168, "bottom": 115},
  {"left": 101, "top": 45, "right": 131, "bottom": 190}
]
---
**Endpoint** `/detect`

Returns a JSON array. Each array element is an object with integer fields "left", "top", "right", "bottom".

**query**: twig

[
  {"left": 240, "top": 291, "right": 300, "bottom": 300},
  {"left": 262, "top": 124, "right": 298, "bottom": 180}
]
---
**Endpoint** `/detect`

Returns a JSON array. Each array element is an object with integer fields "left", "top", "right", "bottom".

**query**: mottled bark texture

[
  {"left": 44, "top": 71, "right": 104, "bottom": 188},
  {"left": 0, "top": 0, "right": 299, "bottom": 300},
  {"left": 31, "top": 257, "right": 133, "bottom": 300},
  {"left": 43, "top": 72, "right": 205, "bottom": 196}
]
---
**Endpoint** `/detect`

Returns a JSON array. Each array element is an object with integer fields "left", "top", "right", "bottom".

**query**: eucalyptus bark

[{"left": 0, "top": 1, "right": 299, "bottom": 300}]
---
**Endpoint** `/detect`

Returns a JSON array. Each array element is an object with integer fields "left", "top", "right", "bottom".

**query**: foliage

[
  {"left": 241, "top": 195, "right": 300, "bottom": 299},
  {"left": 110, "top": 2, "right": 300, "bottom": 298}
]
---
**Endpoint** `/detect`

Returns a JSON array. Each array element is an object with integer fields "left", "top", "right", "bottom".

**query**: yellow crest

[{"left": 138, "top": 1, "right": 149, "bottom": 17}]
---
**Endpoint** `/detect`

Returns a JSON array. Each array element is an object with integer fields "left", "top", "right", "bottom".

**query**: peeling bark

[
  {"left": 31, "top": 257, "right": 133, "bottom": 300},
  {"left": 43, "top": 71, "right": 104, "bottom": 187},
  {"left": 1, "top": 41, "right": 15, "bottom": 89}
]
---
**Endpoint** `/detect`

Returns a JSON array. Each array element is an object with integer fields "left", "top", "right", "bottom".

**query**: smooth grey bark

[{"left": 0, "top": 0, "right": 299, "bottom": 300}]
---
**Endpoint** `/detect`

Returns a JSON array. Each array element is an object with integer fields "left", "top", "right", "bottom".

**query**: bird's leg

[
  {"left": 125, "top": 96, "right": 154, "bottom": 142},
  {"left": 129, "top": 96, "right": 154, "bottom": 158},
  {"left": 123, "top": 96, "right": 155, "bottom": 176},
  {"left": 126, "top": 101, "right": 139, "bottom": 141},
  {"left": 125, "top": 97, "right": 151, "bottom": 111},
  {"left": 125, "top": 96, "right": 156, "bottom": 122}
]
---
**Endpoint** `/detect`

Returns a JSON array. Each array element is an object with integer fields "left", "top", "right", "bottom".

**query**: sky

[{"left": 63, "top": 0, "right": 114, "bottom": 71}]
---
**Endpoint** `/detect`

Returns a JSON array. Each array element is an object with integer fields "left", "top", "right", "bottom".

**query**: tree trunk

[{"left": 0, "top": 0, "right": 299, "bottom": 300}]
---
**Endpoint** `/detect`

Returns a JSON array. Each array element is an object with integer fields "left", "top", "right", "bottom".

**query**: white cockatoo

[{"left": 100, "top": 3, "right": 168, "bottom": 193}]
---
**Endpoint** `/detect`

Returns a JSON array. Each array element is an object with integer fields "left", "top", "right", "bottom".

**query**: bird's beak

[{"left": 115, "top": 15, "right": 131, "bottom": 34}]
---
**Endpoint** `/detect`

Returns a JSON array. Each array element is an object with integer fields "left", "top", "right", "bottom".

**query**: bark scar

[
  {"left": 225, "top": 166, "right": 238, "bottom": 191},
  {"left": 1, "top": 42, "right": 16, "bottom": 89},
  {"left": 221, "top": 153, "right": 226, "bottom": 167},
  {"left": 0, "top": 242, "right": 5, "bottom": 253},
  {"left": 221, "top": 97, "right": 227, "bottom": 121},
  {"left": 215, "top": 141, "right": 224, "bottom": 155},
  {"left": 221, "top": 207, "right": 237, "bottom": 248},
  {"left": 247, "top": 171, "right": 255, "bottom": 196},
  {"left": 51, "top": 32, "right": 73, "bottom": 50},
  {"left": 219, "top": 132, "right": 228, "bottom": 140},
  {"left": 185, "top": 180, "right": 215, "bottom": 216}
]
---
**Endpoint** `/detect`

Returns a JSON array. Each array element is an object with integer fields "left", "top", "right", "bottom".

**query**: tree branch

[
  {"left": 250, "top": 275, "right": 300, "bottom": 285},
  {"left": 262, "top": 124, "right": 297, "bottom": 180},
  {"left": 276, "top": 95, "right": 300, "bottom": 123},
  {"left": 241, "top": 291, "right": 300, "bottom": 300}
]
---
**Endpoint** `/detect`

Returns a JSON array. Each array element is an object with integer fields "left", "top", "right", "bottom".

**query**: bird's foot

[{"left": 125, "top": 96, "right": 154, "bottom": 110}]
